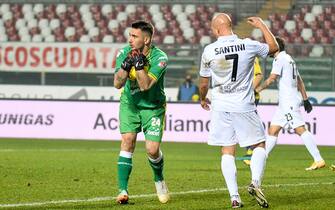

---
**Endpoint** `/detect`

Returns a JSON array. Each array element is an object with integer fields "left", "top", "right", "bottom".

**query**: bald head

[{"left": 211, "top": 13, "right": 233, "bottom": 37}]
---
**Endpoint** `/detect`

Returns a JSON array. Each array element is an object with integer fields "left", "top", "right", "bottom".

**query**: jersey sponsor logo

[
  {"left": 147, "top": 130, "right": 160, "bottom": 136},
  {"left": 214, "top": 44, "right": 245, "bottom": 55},
  {"left": 218, "top": 85, "right": 248, "bottom": 94}
]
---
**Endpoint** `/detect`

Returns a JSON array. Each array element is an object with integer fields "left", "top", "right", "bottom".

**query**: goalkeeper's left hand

[
  {"left": 133, "top": 54, "right": 146, "bottom": 71},
  {"left": 303, "top": 99, "right": 313, "bottom": 113}
]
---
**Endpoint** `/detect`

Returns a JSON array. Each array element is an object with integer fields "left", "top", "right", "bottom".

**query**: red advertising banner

[{"left": 0, "top": 42, "right": 125, "bottom": 73}]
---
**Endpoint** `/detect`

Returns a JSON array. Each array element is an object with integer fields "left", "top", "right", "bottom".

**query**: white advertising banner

[
  {"left": 0, "top": 100, "right": 334, "bottom": 146},
  {"left": 0, "top": 85, "right": 333, "bottom": 104},
  {"left": 0, "top": 42, "right": 124, "bottom": 73}
]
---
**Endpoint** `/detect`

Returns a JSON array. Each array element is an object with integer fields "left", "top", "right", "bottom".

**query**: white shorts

[
  {"left": 208, "top": 110, "right": 266, "bottom": 147},
  {"left": 271, "top": 107, "right": 305, "bottom": 130}
]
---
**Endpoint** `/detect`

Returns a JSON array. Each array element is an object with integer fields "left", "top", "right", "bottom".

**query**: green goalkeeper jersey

[{"left": 115, "top": 45, "right": 168, "bottom": 109}]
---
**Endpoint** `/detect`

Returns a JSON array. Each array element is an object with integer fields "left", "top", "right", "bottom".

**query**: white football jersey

[
  {"left": 271, "top": 51, "right": 301, "bottom": 110},
  {"left": 199, "top": 35, "right": 269, "bottom": 112}
]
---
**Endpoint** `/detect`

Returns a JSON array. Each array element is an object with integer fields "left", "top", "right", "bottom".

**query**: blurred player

[
  {"left": 199, "top": 13, "right": 278, "bottom": 208},
  {"left": 113, "top": 20, "right": 169, "bottom": 204},
  {"left": 242, "top": 57, "right": 263, "bottom": 166},
  {"left": 256, "top": 37, "right": 325, "bottom": 171}
]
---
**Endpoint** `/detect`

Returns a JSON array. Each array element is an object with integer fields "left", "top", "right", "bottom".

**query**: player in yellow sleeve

[
  {"left": 243, "top": 57, "right": 263, "bottom": 165},
  {"left": 253, "top": 57, "right": 263, "bottom": 106}
]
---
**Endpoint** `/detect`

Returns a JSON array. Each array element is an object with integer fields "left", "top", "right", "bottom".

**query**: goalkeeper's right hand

[{"left": 121, "top": 57, "right": 133, "bottom": 72}]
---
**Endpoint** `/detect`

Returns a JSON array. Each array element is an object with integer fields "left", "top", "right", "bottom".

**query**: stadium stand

[{"left": 0, "top": 1, "right": 334, "bottom": 90}]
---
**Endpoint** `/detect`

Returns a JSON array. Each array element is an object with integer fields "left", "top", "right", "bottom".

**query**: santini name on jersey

[{"left": 214, "top": 44, "right": 245, "bottom": 55}]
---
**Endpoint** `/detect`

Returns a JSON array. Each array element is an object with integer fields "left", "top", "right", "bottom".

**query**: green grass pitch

[{"left": 0, "top": 139, "right": 334, "bottom": 209}]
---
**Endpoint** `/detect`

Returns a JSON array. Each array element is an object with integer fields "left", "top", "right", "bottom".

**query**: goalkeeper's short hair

[{"left": 131, "top": 20, "right": 154, "bottom": 38}]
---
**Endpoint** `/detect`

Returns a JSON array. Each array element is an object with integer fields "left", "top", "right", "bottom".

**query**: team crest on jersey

[{"left": 158, "top": 61, "right": 167, "bottom": 68}]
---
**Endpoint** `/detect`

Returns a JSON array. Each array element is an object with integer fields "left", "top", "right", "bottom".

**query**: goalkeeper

[{"left": 113, "top": 20, "right": 169, "bottom": 204}]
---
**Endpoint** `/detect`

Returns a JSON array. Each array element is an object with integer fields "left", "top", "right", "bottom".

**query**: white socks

[
  {"left": 266, "top": 135, "right": 277, "bottom": 156},
  {"left": 221, "top": 154, "right": 239, "bottom": 201},
  {"left": 301, "top": 131, "right": 323, "bottom": 162},
  {"left": 120, "top": 151, "right": 133, "bottom": 158},
  {"left": 250, "top": 147, "right": 267, "bottom": 187}
]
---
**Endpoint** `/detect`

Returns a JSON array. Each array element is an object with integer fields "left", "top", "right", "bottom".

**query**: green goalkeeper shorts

[{"left": 119, "top": 101, "right": 166, "bottom": 142}]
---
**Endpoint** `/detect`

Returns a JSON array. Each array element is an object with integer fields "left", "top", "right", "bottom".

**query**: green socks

[
  {"left": 117, "top": 152, "right": 133, "bottom": 192},
  {"left": 148, "top": 151, "right": 164, "bottom": 182}
]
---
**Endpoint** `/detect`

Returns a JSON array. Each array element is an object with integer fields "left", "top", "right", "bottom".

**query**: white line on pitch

[
  {"left": 0, "top": 182, "right": 333, "bottom": 208},
  {"left": 0, "top": 148, "right": 144, "bottom": 152}
]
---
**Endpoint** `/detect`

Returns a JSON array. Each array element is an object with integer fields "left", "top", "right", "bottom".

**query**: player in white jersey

[
  {"left": 256, "top": 37, "right": 325, "bottom": 171},
  {"left": 199, "top": 13, "right": 278, "bottom": 208}
]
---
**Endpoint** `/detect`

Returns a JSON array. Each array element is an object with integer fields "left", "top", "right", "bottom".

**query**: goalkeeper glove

[
  {"left": 303, "top": 99, "right": 313, "bottom": 113},
  {"left": 121, "top": 57, "right": 133, "bottom": 72},
  {"left": 133, "top": 54, "right": 146, "bottom": 71}
]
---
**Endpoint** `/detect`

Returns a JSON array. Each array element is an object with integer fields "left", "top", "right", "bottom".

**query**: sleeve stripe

[{"left": 148, "top": 72, "right": 157, "bottom": 80}]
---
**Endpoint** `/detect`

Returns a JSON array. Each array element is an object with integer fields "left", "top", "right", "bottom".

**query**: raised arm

[
  {"left": 114, "top": 56, "right": 132, "bottom": 89},
  {"left": 247, "top": 17, "right": 278, "bottom": 55}
]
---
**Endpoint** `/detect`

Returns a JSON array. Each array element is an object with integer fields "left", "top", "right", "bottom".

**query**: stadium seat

[
  {"left": 65, "top": 27, "right": 76, "bottom": 41},
  {"left": 0, "top": 4, "right": 10, "bottom": 14},
  {"left": 21, "top": 34, "right": 31, "bottom": 42},
  {"left": 125, "top": 4, "right": 136, "bottom": 14},
  {"left": 102, "top": 35, "right": 114, "bottom": 43},
  {"left": 155, "top": 20, "right": 166, "bottom": 31},
  {"left": 184, "top": 4, "right": 196, "bottom": 15},
  {"left": 18, "top": 27, "right": 29, "bottom": 36},
  {"left": 304, "top": 13, "right": 315, "bottom": 25},
  {"left": 0, "top": 26, "right": 6, "bottom": 35},
  {"left": 284, "top": 20, "right": 296, "bottom": 33},
  {"left": 0, "top": 34, "right": 8, "bottom": 41},
  {"left": 79, "top": 4, "right": 90, "bottom": 15},
  {"left": 171, "top": 4, "right": 182, "bottom": 15},
  {"left": 15, "top": 18, "right": 26, "bottom": 30},
  {"left": 79, "top": 35, "right": 90, "bottom": 42},
  {"left": 163, "top": 35, "right": 175, "bottom": 44},
  {"left": 148, "top": 4, "right": 160, "bottom": 15},
  {"left": 27, "top": 19, "right": 38, "bottom": 29},
  {"left": 84, "top": 20, "right": 95, "bottom": 31},
  {"left": 301, "top": 28, "right": 313, "bottom": 41},
  {"left": 200, "top": 36, "right": 211, "bottom": 46},
  {"left": 39, "top": 19, "right": 49, "bottom": 29},
  {"left": 45, "top": 34, "right": 55, "bottom": 42},
  {"left": 116, "top": 12, "right": 128, "bottom": 22},
  {"left": 311, "top": 5, "right": 323, "bottom": 16},
  {"left": 56, "top": 4, "right": 67, "bottom": 16},
  {"left": 22, "top": 4, "right": 32, "bottom": 14},
  {"left": 183, "top": 28, "right": 194, "bottom": 39},
  {"left": 3, "top": 11, "right": 13, "bottom": 22},
  {"left": 309, "top": 45, "right": 324, "bottom": 57},
  {"left": 32, "top": 34, "right": 43, "bottom": 42},
  {"left": 101, "top": 4, "right": 112, "bottom": 17}
]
